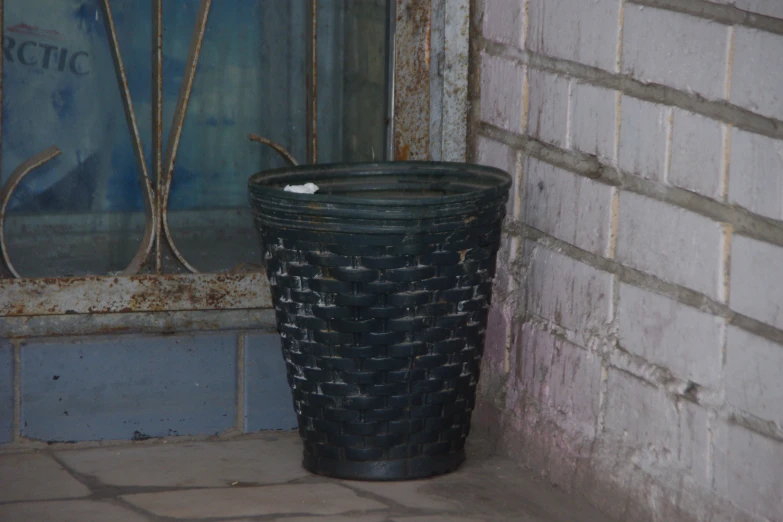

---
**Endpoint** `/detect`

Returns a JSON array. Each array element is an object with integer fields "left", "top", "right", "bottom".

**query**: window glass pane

[{"left": 1, "top": 0, "right": 391, "bottom": 278}]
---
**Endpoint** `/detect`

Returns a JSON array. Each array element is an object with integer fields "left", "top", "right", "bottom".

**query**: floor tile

[
  {"left": 343, "top": 479, "right": 459, "bottom": 511},
  {"left": 122, "top": 483, "right": 388, "bottom": 519},
  {"left": 0, "top": 454, "right": 90, "bottom": 502},
  {"left": 57, "top": 435, "right": 307, "bottom": 488},
  {"left": 0, "top": 500, "right": 149, "bottom": 522}
]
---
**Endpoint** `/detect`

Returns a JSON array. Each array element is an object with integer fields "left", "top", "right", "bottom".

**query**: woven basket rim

[{"left": 248, "top": 161, "right": 512, "bottom": 208}]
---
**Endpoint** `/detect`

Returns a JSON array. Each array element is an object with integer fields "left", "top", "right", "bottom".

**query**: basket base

[{"left": 302, "top": 449, "right": 466, "bottom": 481}]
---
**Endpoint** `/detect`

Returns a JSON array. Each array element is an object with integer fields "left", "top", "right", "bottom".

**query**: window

[
  {"left": 1, "top": 0, "right": 392, "bottom": 278},
  {"left": 0, "top": 0, "right": 468, "bottom": 329}
]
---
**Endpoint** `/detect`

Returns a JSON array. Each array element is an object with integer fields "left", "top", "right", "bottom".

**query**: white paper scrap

[{"left": 283, "top": 183, "right": 319, "bottom": 194}]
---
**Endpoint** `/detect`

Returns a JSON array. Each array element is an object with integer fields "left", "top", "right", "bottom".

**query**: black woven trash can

[{"left": 248, "top": 162, "right": 511, "bottom": 481}]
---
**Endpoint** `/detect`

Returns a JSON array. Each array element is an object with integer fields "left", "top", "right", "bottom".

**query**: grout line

[
  {"left": 725, "top": 25, "right": 735, "bottom": 101},
  {"left": 12, "top": 340, "right": 20, "bottom": 442},
  {"left": 707, "top": 409, "right": 717, "bottom": 489},
  {"left": 596, "top": 363, "right": 610, "bottom": 436},
  {"left": 608, "top": 188, "right": 620, "bottom": 260},
  {"left": 720, "top": 316, "right": 729, "bottom": 369},
  {"left": 466, "top": 0, "right": 485, "bottom": 163},
  {"left": 616, "top": 0, "right": 625, "bottom": 74},
  {"left": 481, "top": 38, "right": 783, "bottom": 143},
  {"left": 614, "top": 91, "right": 622, "bottom": 165},
  {"left": 629, "top": 0, "right": 783, "bottom": 37},
  {"left": 663, "top": 107, "right": 674, "bottom": 185},
  {"left": 521, "top": 64, "right": 530, "bottom": 134},
  {"left": 509, "top": 221, "right": 783, "bottom": 348},
  {"left": 565, "top": 79, "right": 574, "bottom": 150},
  {"left": 720, "top": 123, "right": 732, "bottom": 201},
  {"left": 514, "top": 150, "right": 524, "bottom": 219},
  {"left": 721, "top": 224, "right": 733, "bottom": 305},
  {"left": 480, "top": 122, "right": 783, "bottom": 251},
  {"left": 610, "top": 89, "right": 622, "bottom": 259},
  {"left": 504, "top": 308, "right": 512, "bottom": 374},
  {"left": 236, "top": 333, "right": 246, "bottom": 433}
]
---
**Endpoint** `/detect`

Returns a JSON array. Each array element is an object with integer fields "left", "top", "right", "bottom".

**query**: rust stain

[
  {"left": 393, "top": 0, "right": 431, "bottom": 161},
  {"left": 0, "top": 272, "right": 269, "bottom": 317},
  {"left": 396, "top": 143, "right": 411, "bottom": 161}
]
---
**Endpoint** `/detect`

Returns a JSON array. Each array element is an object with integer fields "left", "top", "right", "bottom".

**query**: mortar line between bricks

[
  {"left": 615, "top": 1, "right": 625, "bottom": 74},
  {"left": 727, "top": 410, "right": 783, "bottom": 443},
  {"left": 524, "top": 314, "right": 783, "bottom": 444},
  {"left": 481, "top": 38, "right": 783, "bottom": 141},
  {"left": 663, "top": 107, "right": 674, "bottom": 185},
  {"left": 12, "top": 340, "right": 20, "bottom": 443},
  {"left": 236, "top": 332, "right": 246, "bottom": 433},
  {"left": 509, "top": 222, "right": 783, "bottom": 347},
  {"left": 628, "top": 0, "right": 783, "bottom": 37},
  {"left": 725, "top": 25, "right": 735, "bottom": 101},
  {"left": 465, "top": 0, "right": 484, "bottom": 164},
  {"left": 479, "top": 122, "right": 783, "bottom": 251}
]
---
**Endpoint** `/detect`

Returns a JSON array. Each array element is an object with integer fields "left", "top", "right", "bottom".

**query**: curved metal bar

[
  {"left": 153, "top": 0, "right": 164, "bottom": 273},
  {"left": 159, "top": 0, "right": 212, "bottom": 274},
  {"left": 0, "top": 147, "right": 62, "bottom": 278},
  {"left": 100, "top": 0, "right": 158, "bottom": 276},
  {"left": 248, "top": 134, "right": 300, "bottom": 167}
]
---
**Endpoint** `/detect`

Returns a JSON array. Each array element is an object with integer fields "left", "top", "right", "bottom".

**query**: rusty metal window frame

[{"left": 0, "top": 0, "right": 469, "bottom": 337}]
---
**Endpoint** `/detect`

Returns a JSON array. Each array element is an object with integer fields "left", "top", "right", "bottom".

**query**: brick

[
  {"left": 0, "top": 501, "right": 148, "bottom": 522},
  {"left": 732, "top": 28, "right": 783, "bottom": 120},
  {"left": 526, "top": 244, "right": 613, "bottom": 345},
  {"left": 604, "top": 370, "right": 709, "bottom": 483},
  {"left": 484, "top": 304, "right": 511, "bottom": 375},
  {"left": 0, "top": 454, "right": 90, "bottom": 502},
  {"left": 0, "top": 341, "right": 11, "bottom": 443},
  {"left": 730, "top": 235, "right": 783, "bottom": 329},
  {"left": 669, "top": 109, "right": 725, "bottom": 199},
  {"left": 621, "top": 6, "right": 729, "bottom": 100},
  {"left": 483, "top": 0, "right": 525, "bottom": 48},
  {"left": 527, "top": 68, "right": 569, "bottom": 147},
  {"left": 480, "top": 53, "right": 524, "bottom": 133},
  {"left": 523, "top": 157, "right": 614, "bottom": 256},
  {"left": 122, "top": 483, "right": 387, "bottom": 519},
  {"left": 515, "top": 323, "right": 602, "bottom": 439},
  {"left": 21, "top": 333, "right": 237, "bottom": 442},
  {"left": 618, "top": 283, "right": 723, "bottom": 386},
  {"left": 527, "top": 0, "right": 619, "bottom": 71},
  {"left": 726, "top": 327, "right": 783, "bottom": 424},
  {"left": 616, "top": 192, "right": 725, "bottom": 300},
  {"left": 570, "top": 82, "right": 617, "bottom": 162},
  {"left": 728, "top": 128, "right": 783, "bottom": 220},
  {"left": 57, "top": 436, "right": 307, "bottom": 488},
  {"left": 477, "top": 136, "right": 521, "bottom": 217},
  {"left": 618, "top": 96, "right": 670, "bottom": 181},
  {"left": 713, "top": 422, "right": 783, "bottom": 520},
  {"left": 244, "top": 334, "right": 297, "bottom": 432}
]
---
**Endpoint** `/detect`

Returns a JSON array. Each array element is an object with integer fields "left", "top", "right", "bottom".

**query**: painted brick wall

[
  {"left": 0, "top": 331, "right": 297, "bottom": 445},
  {"left": 472, "top": 0, "right": 783, "bottom": 520}
]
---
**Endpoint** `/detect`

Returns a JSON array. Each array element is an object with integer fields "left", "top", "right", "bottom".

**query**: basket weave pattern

[{"left": 262, "top": 221, "right": 500, "bottom": 478}]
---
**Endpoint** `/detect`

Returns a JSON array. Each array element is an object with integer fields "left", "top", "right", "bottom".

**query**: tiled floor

[{"left": 0, "top": 431, "right": 612, "bottom": 522}]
